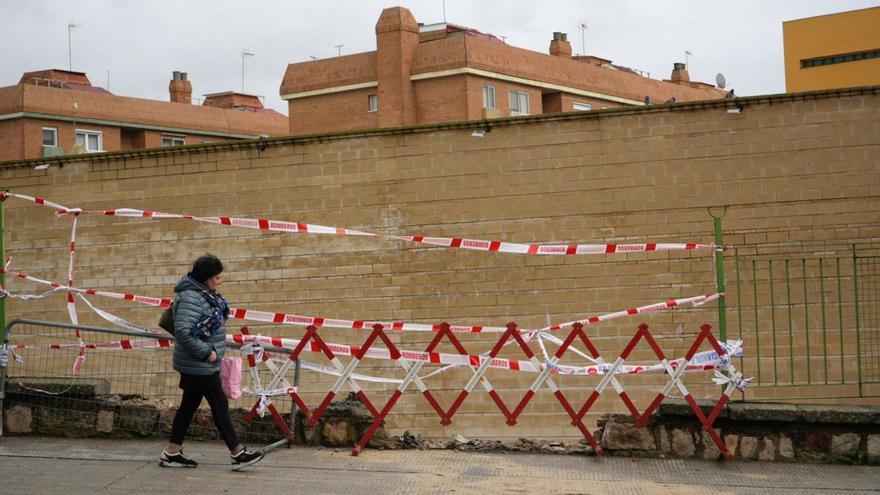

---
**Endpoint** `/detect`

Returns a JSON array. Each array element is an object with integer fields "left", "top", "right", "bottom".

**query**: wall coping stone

[{"left": 2, "top": 85, "right": 878, "bottom": 169}]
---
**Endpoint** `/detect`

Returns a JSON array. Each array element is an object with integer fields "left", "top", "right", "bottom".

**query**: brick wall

[
  {"left": 464, "top": 75, "right": 546, "bottom": 119},
  {"left": 414, "top": 75, "right": 469, "bottom": 123},
  {"left": 1, "top": 87, "right": 878, "bottom": 442},
  {"left": 0, "top": 120, "right": 24, "bottom": 162},
  {"left": 289, "top": 88, "right": 380, "bottom": 135},
  {"left": 17, "top": 85, "right": 288, "bottom": 137}
]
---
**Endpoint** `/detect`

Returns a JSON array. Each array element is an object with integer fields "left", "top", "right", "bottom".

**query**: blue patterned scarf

[{"left": 191, "top": 290, "right": 229, "bottom": 340}]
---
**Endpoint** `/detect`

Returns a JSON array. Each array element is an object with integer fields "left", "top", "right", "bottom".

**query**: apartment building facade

[
  {"left": 280, "top": 7, "right": 726, "bottom": 135},
  {"left": 0, "top": 69, "right": 288, "bottom": 162},
  {"left": 783, "top": 6, "right": 880, "bottom": 93}
]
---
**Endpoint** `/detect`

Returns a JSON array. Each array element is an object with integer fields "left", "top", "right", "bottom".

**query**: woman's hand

[{"left": 208, "top": 350, "right": 218, "bottom": 363}]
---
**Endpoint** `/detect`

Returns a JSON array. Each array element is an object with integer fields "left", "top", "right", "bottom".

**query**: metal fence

[
  {"left": 726, "top": 241, "right": 880, "bottom": 400},
  {"left": 0, "top": 319, "right": 295, "bottom": 445}
]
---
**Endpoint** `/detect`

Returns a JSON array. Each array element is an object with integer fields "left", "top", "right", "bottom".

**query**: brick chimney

[
  {"left": 169, "top": 71, "right": 192, "bottom": 104},
  {"left": 549, "top": 32, "right": 572, "bottom": 57},
  {"left": 670, "top": 63, "right": 690, "bottom": 83},
  {"left": 375, "top": 6, "right": 420, "bottom": 127}
]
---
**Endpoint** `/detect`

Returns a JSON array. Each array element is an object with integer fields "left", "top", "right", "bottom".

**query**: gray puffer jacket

[{"left": 171, "top": 274, "right": 227, "bottom": 376}]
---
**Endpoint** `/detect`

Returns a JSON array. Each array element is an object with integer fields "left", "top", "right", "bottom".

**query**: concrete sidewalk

[{"left": 0, "top": 437, "right": 878, "bottom": 495}]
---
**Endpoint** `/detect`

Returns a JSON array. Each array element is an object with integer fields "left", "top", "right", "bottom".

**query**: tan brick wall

[{"left": 1, "top": 88, "right": 878, "bottom": 442}]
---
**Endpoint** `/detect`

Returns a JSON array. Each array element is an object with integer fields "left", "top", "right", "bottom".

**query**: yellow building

[{"left": 783, "top": 6, "right": 880, "bottom": 93}]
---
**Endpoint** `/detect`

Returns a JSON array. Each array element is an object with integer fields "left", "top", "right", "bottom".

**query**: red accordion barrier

[{"left": 242, "top": 322, "right": 737, "bottom": 459}]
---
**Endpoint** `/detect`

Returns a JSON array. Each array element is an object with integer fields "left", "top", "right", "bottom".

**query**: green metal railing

[{"left": 725, "top": 240, "right": 880, "bottom": 399}]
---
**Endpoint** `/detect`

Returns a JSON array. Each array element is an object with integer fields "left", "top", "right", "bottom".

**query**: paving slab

[{"left": 0, "top": 437, "right": 878, "bottom": 495}]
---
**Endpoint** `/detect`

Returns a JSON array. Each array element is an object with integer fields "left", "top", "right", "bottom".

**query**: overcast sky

[{"left": 2, "top": 0, "right": 877, "bottom": 115}]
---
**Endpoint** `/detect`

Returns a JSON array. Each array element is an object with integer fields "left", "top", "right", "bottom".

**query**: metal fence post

[
  {"left": 291, "top": 357, "right": 301, "bottom": 442},
  {"left": 712, "top": 211, "right": 727, "bottom": 343},
  {"left": 853, "top": 244, "right": 863, "bottom": 397},
  {"left": 709, "top": 208, "right": 728, "bottom": 394}
]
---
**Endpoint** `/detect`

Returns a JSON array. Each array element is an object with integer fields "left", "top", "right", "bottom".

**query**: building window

[
  {"left": 368, "top": 94, "right": 378, "bottom": 112},
  {"left": 75, "top": 130, "right": 103, "bottom": 152},
  {"left": 42, "top": 127, "right": 58, "bottom": 147},
  {"left": 801, "top": 48, "right": 880, "bottom": 68},
  {"left": 573, "top": 102, "right": 592, "bottom": 111},
  {"left": 483, "top": 85, "right": 496, "bottom": 108},
  {"left": 509, "top": 91, "right": 529, "bottom": 116},
  {"left": 162, "top": 135, "right": 186, "bottom": 147}
]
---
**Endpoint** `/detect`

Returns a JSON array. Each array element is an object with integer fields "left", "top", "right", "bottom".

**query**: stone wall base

[{"left": 596, "top": 400, "right": 880, "bottom": 465}]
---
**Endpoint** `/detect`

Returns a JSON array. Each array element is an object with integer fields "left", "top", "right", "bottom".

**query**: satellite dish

[{"left": 716, "top": 73, "right": 727, "bottom": 89}]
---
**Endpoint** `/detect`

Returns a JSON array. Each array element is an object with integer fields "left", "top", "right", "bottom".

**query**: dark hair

[{"left": 190, "top": 254, "right": 223, "bottom": 284}]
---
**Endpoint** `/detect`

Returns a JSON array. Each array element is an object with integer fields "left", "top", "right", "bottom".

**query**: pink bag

[{"left": 220, "top": 357, "right": 242, "bottom": 400}]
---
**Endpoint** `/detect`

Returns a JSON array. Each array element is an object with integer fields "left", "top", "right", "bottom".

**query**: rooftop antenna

[
  {"left": 579, "top": 21, "right": 587, "bottom": 56},
  {"left": 442, "top": 0, "right": 446, "bottom": 22},
  {"left": 67, "top": 22, "right": 80, "bottom": 71},
  {"left": 685, "top": 50, "right": 693, "bottom": 70},
  {"left": 241, "top": 49, "right": 254, "bottom": 92},
  {"left": 334, "top": 44, "right": 344, "bottom": 56}
]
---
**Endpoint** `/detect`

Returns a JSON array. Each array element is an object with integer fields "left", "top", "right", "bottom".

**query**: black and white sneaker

[
  {"left": 231, "top": 448, "right": 264, "bottom": 471},
  {"left": 159, "top": 450, "right": 198, "bottom": 468}
]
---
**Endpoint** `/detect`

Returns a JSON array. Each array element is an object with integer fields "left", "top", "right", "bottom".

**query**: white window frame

[
  {"left": 483, "top": 85, "right": 496, "bottom": 109},
  {"left": 573, "top": 101, "right": 592, "bottom": 111},
  {"left": 42, "top": 127, "right": 58, "bottom": 147},
  {"left": 162, "top": 135, "right": 186, "bottom": 147},
  {"left": 368, "top": 94, "right": 378, "bottom": 112},
  {"left": 509, "top": 90, "right": 530, "bottom": 116},
  {"left": 75, "top": 129, "right": 103, "bottom": 152}
]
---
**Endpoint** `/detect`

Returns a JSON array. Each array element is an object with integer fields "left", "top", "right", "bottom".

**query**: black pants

[{"left": 169, "top": 372, "right": 240, "bottom": 451}]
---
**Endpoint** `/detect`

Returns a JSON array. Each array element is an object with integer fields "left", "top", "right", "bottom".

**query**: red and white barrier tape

[
  {"left": 6, "top": 285, "right": 744, "bottom": 385},
  {"left": 75, "top": 293, "right": 161, "bottom": 335},
  {"left": 1, "top": 264, "right": 721, "bottom": 335},
  {"left": 0, "top": 267, "right": 172, "bottom": 308},
  {"left": 239, "top": 342, "right": 403, "bottom": 384},
  {"left": 8, "top": 331, "right": 738, "bottom": 377},
  {"left": 3, "top": 192, "right": 720, "bottom": 257},
  {"left": 240, "top": 386, "right": 297, "bottom": 418},
  {"left": 229, "top": 333, "right": 737, "bottom": 376},
  {"left": 1, "top": 192, "right": 73, "bottom": 212},
  {"left": 10, "top": 338, "right": 173, "bottom": 351},
  {"left": 712, "top": 370, "right": 752, "bottom": 390}
]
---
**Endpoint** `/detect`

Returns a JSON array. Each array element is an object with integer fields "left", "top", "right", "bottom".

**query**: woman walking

[{"left": 159, "top": 254, "right": 264, "bottom": 471}]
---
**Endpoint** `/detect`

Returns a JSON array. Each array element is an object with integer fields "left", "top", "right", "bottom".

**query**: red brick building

[
  {"left": 0, "top": 69, "right": 288, "bottom": 162},
  {"left": 280, "top": 7, "right": 726, "bottom": 135}
]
